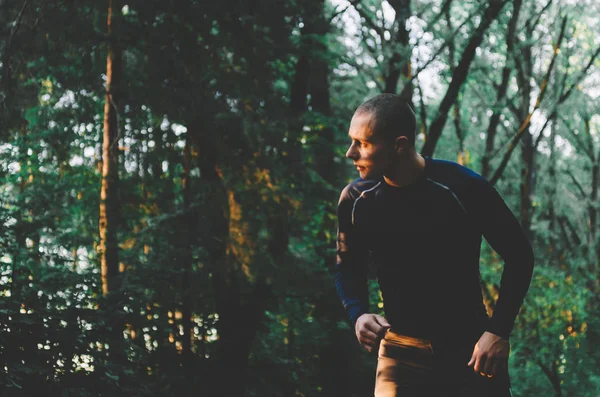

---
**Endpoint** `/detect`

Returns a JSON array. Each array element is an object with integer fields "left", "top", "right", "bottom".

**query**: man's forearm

[
  {"left": 471, "top": 178, "right": 535, "bottom": 338},
  {"left": 487, "top": 246, "right": 534, "bottom": 338},
  {"left": 334, "top": 265, "right": 369, "bottom": 328}
]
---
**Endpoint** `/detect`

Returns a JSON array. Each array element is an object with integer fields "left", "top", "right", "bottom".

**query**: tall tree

[
  {"left": 98, "top": 0, "right": 124, "bottom": 368},
  {"left": 99, "top": 0, "right": 122, "bottom": 298}
]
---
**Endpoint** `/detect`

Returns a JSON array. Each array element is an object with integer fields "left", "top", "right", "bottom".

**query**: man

[{"left": 334, "top": 94, "right": 534, "bottom": 396}]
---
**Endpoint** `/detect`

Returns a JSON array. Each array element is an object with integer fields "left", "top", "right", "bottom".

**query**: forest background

[{"left": 1, "top": 0, "right": 599, "bottom": 396}]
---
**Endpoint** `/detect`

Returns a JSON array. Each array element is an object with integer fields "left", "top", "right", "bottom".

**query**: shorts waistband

[{"left": 383, "top": 329, "right": 433, "bottom": 349}]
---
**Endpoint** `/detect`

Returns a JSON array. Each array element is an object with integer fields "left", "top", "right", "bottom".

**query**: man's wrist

[
  {"left": 350, "top": 309, "right": 368, "bottom": 330},
  {"left": 485, "top": 328, "right": 510, "bottom": 340}
]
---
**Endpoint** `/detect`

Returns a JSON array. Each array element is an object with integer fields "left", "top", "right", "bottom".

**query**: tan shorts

[{"left": 374, "top": 329, "right": 512, "bottom": 397}]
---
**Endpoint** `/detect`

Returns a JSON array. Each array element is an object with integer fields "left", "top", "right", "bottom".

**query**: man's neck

[{"left": 383, "top": 152, "right": 426, "bottom": 187}]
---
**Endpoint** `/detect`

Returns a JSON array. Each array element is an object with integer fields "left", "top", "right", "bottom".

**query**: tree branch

[
  {"left": 533, "top": 114, "right": 554, "bottom": 148},
  {"left": 565, "top": 168, "right": 588, "bottom": 200},
  {"left": 558, "top": 114, "right": 594, "bottom": 160},
  {"left": 528, "top": 0, "right": 555, "bottom": 35},
  {"left": 558, "top": 44, "right": 600, "bottom": 105},
  {"left": 536, "top": 359, "right": 563, "bottom": 397},
  {"left": 559, "top": 212, "right": 582, "bottom": 247}
]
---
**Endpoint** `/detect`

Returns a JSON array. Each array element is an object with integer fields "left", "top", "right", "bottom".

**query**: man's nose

[{"left": 346, "top": 145, "right": 357, "bottom": 160}]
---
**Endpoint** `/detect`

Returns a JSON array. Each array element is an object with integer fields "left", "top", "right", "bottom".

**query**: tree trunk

[
  {"left": 98, "top": 0, "right": 123, "bottom": 364},
  {"left": 518, "top": 35, "right": 534, "bottom": 239},
  {"left": 288, "top": 54, "right": 309, "bottom": 169},
  {"left": 416, "top": 76, "right": 428, "bottom": 141},
  {"left": 181, "top": 130, "right": 194, "bottom": 365},
  {"left": 190, "top": 117, "right": 271, "bottom": 396},
  {"left": 309, "top": 17, "right": 336, "bottom": 272},
  {"left": 481, "top": 0, "right": 522, "bottom": 178},
  {"left": 547, "top": 121, "right": 560, "bottom": 260},
  {"left": 290, "top": 55, "right": 310, "bottom": 113},
  {"left": 385, "top": 0, "right": 411, "bottom": 103},
  {"left": 307, "top": 4, "right": 355, "bottom": 395},
  {"left": 444, "top": 3, "right": 466, "bottom": 165},
  {"left": 99, "top": 0, "right": 122, "bottom": 297},
  {"left": 308, "top": 0, "right": 335, "bottom": 185},
  {"left": 520, "top": 129, "right": 535, "bottom": 239},
  {"left": 310, "top": 58, "right": 334, "bottom": 184},
  {"left": 537, "top": 360, "right": 563, "bottom": 397},
  {"left": 584, "top": 117, "right": 600, "bottom": 270},
  {"left": 589, "top": 162, "right": 598, "bottom": 262},
  {"left": 190, "top": 117, "right": 231, "bottom": 394},
  {"left": 0, "top": 0, "right": 28, "bottom": 130}
]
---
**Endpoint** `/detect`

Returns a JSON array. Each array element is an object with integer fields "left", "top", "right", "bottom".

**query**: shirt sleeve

[
  {"left": 470, "top": 178, "right": 535, "bottom": 339},
  {"left": 333, "top": 186, "right": 370, "bottom": 330}
]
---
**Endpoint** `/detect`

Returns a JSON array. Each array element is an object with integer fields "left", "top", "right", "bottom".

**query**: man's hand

[
  {"left": 355, "top": 313, "right": 391, "bottom": 353},
  {"left": 467, "top": 331, "right": 510, "bottom": 377}
]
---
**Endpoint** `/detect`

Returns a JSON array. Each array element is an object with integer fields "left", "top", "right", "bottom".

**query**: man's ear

[{"left": 394, "top": 136, "right": 409, "bottom": 153}]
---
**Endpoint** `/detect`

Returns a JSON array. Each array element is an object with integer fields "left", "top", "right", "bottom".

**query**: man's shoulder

[
  {"left": 427, "top": 158, "right": 487, "bottom": 186},
  {"left": 427, "top": 158, "right": 498, "bottom": 209},
  {"left": 338, "top": 178, "right": 382, "bottom": 204}
]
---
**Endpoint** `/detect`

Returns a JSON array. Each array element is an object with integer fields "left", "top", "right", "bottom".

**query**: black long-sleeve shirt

[{"left": 334, "top": 157, "right": 534, "bottom": 346}]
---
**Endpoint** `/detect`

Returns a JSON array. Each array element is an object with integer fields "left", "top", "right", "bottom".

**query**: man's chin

[
  {"left": 359, "top": 170, "right": 383, "bottom": 180},
  {"left": 359, "top": 170, "right": 374, "bottom": 180}
]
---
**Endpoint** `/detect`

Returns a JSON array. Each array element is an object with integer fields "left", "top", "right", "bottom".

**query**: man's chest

[{"left": 354, "top": 187, "right": 472, "bottom": 257}]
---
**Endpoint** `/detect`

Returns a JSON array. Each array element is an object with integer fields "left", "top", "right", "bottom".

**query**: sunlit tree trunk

[
  {"left": 99, "top": 0, "right": 121, "bottom": 297},
  {"left": 98, "top": 0, "right": 124, "bottom": 365}
]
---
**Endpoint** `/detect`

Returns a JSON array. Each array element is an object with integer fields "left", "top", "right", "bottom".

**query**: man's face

[{"left": 345, "top": 112, "right": 395, "bottom": 180}]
